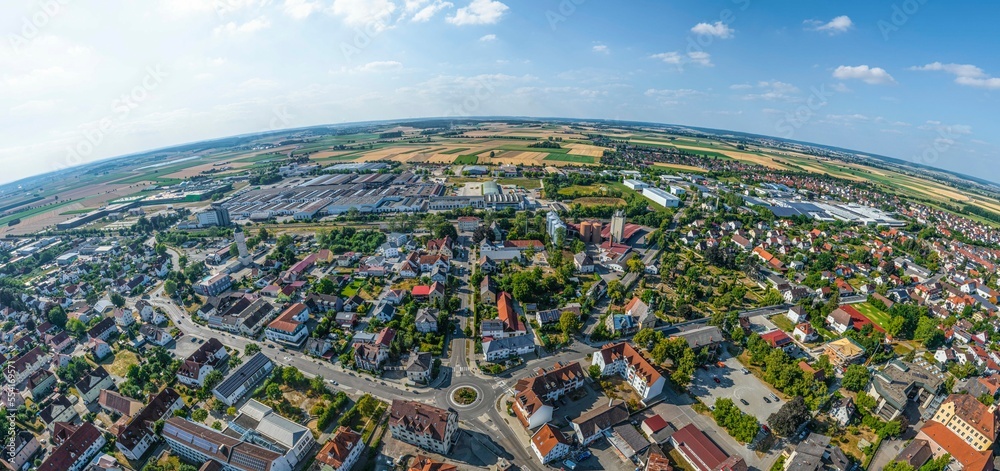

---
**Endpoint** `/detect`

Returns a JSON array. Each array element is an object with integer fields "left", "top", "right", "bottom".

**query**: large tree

[
  {"left": 767, "top": 396, "right": 810, "bottom": 437},
  {"left": 842, "top": 364, "right": 871, "bottom": 392}
]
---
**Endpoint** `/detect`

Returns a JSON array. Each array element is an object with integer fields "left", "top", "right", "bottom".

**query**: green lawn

[
  {"left": 440, "top": 147, "right": 470, "bottom": 155},
  {"left": 542, "top": 154, "right": 595, "bottom": 164},
  {"left": 497, "top": 178, "right": 542, "bottom": 189},
  {"left": 453, "top": 155, "right": 480, "bottom": 165},
  {"left": 853, "top": 302, "right": 891, "bottom": 330},
  {"left": 771, "top": 314, "right": 795, "bottom": 332},
  {"left": 340, "top": 280, "right": 364, "bottom": 297}
]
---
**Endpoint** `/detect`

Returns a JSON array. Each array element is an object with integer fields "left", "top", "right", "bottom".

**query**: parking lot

[{"left": 689, "top": 351, "right": 783, "bottom": 423}]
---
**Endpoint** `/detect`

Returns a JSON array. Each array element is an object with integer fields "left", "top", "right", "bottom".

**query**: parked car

[
  {"left": 741, "top": 368, "right": 750, "bottom": 374},
  {"left": 740, "top": 398, "right": 749, "bottom": 406},
  {"left": 763, "top": 397, "right": 771, "bottom": 403}
]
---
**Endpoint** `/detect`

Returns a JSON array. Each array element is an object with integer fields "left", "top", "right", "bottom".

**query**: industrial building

[{"left": 642, "top": 187, "right": 681, "bottom": 208}]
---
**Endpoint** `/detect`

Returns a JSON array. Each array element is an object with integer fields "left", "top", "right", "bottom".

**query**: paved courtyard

[{"left": 689, "top": 351, "right": 783, "bottom": 423}]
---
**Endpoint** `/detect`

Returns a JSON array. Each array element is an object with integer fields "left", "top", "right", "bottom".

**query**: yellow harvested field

[
  {"left": 565, "top": 143, "right": 606, "bottom": 157},
  {"left": 701, "top": 149, "right": 791, "bottom": 170},
  {"left": 483, "top": 151, "right": 548, "bottom": 165}
]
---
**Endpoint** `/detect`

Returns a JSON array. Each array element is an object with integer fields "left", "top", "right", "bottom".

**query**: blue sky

[{"left": 2, "top": 0, "right": 999, "bottom": 183}]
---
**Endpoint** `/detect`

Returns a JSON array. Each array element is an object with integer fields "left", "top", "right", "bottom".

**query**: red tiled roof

[
  {"left": 315, "top": 427, "right": 362, "bottom": 468},
  {"left": 760, "top": 330, "right": 792, "bottom": 348},
  {"left": 918, "top": 421, "right": 993, "bottom": 471},
  {"left": 643, "top": 415, "right": 669, "bottom": 433},
  {"left": 531, "top": 424, "right": 569, "bottom": 457},
  {"left": 498, "top": 291, "right": 522, "bottom": 333},
  {"left": 671, "top": 423, "right": 730, "bottom": 471}
]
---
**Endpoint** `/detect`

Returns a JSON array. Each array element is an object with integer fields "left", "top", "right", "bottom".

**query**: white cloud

[
  {"left": 10, "top": 99, "right": 57, "bottom": 114},
  {"left": 447, "top": 0, "right": 508, "bottom": 25},
  {"left": 592, "top": 44, "right": 609, "bottom": 54},
  {"left": 739, "top": 81, "right": 800, "bottom": 101},
  {"left": 691, "top": 21, "right": 734, "bottom": 39},
  {"left": 830, "top": 82, "right": 852, "bottom": 93},
  {"left": 729, "top": 84, "right": 752, "bottom": 90},
  {"left": 328, "top": 0, "right": 396, "bottom": 28},
  {"left": 651, "top": 51, "right": 712, "bottom": 67},
  {"left": 919, "top": 120, "right": 972, "bottom": 135},
  {"left": 283, "top": 0, "right": 322, "bottom": 20},
  {"left": 410, "top": 0, "right": 453, "bottom": 22},
  {"left": 832, "top": 65, "right": 897, "bottom": 85},
  {"left": 214, "top": 16, "right": 272, "bottom": 35},
  {"left": 644, "top": 88, "right": 704, "bottom": 105},
  {"left": 479, "top": 34, "right": 497, "bottom": 42},
  {"left": 910, "top": 62, "right": 1000, "bottom": 90},
  {"left": 356, "top": 60, "right": 403, "bottom": 72},
  {"left": 805, "top": 15, "right": 853, "bottom": 34}
]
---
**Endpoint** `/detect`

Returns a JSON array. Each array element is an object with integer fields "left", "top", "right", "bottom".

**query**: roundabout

[{"left": 453, "top": 387, "right": 478, "bottom": 405}]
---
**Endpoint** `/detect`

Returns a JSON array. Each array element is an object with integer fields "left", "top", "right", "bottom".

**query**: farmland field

[
  {"left": 440, "top": 147, "right": 470, "bottom": 154},
  {"left": 453, "top": 155, "right": 480, "bottom": 165}
]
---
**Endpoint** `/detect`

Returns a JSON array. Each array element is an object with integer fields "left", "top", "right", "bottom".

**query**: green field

[
  {"left": 852, "top": 302, "right": 891, "bottom": 330},
  {"left": 236, "top": 153, "right": 286, "bottom": 163},
  {"left": 543, "top": 154, "right": 595, "bottom": 164},
  {"left": 497, "top": 178, "right": 542, "bottom": 189},
  {"left": 453, "top": 155, "right": 480, "bottom": 165},
  {"left": 440, "top": 147, "right": 470, "bottom": 155}
]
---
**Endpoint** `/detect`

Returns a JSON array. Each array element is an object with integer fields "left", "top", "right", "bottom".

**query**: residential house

[
  {"left": 161, "top": 418, "right": 292, "bottom": 471},
  {"left": 571, "top": 402, "right": 629, "bottom": 446},
  {"left": 388, "top": 400, "right": 458, "bottom": 455},
  {"left": 512, "top": 362, "right": 586, "bottom": 429},
  {"left": 316, "top": 427, "right": 364, "bottom": 471},
  {"left": 415, "top": 308, "right": 439, "bottom": 333},
  {"left": 592, "top": 342, "right": 665, "bottom": 402},
  {"left": 483, "top": 335, "right": 535, "bottom": 362},
  {"left": 405, "top": 352, "right": 434, "bottom": 384},
  {"left": 530, "top": 424, "right": 571, "bottom": 464},
  {"left": 75, "top": 366, "right": 115, "bottom": 404},
  {"left": 792, "top": 323, "right": 819, "bottom": 343},
  {"left": 116, "top": 388, "right": 184, "bottom": 460},
  {"left": 176, "top": 338, "right": 229, "bottom": 387},
  {"left": 37, "top": 423, "right": 106, "bottom": 471}
]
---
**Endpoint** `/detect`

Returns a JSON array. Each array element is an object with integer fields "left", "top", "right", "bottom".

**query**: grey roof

[
  {"left": 236, "top": 399, "right": 310, "bottom": 450},
  {"left": 673, "top": 325, "right": 724, "bottom": 349},
  {"left": 483, "top": 335, "right": 534, "bottom": 354},
  {"left": 609, "top": 424, "right": 650, "bottom": 459},
  {"left": 573, "top": 402, "right": 629, "bottom": 439},
  {"left": 214, "top": 352, "right": 273, "bottom": 398},
  {"left": 406, "top": 352, "right": 433, "bottom": 372},
  {"left": 871, "top": 360, "right": 943, "bottom": 410}
]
